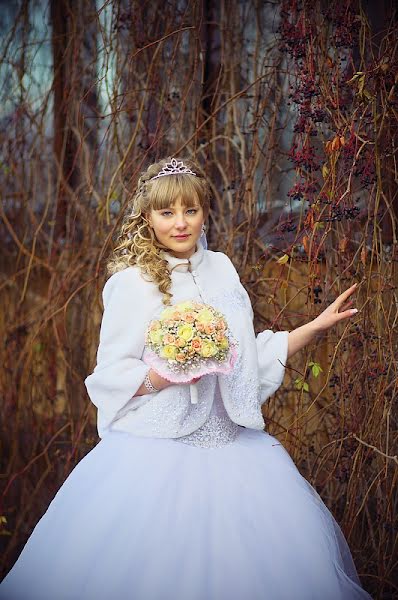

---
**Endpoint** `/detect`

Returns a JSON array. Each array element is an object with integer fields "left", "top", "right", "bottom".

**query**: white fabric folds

[{"left": 0, "top": 425, "right": 372, "bottom": 599}]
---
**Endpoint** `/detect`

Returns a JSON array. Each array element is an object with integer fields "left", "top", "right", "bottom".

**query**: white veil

[{"left": 199, "top": 231, "right": 208, "bottom": 249}]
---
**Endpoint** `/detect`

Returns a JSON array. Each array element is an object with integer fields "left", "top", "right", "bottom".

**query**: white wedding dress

[{"left": 0, "top": 380, "right": 372, "bottom": 600}]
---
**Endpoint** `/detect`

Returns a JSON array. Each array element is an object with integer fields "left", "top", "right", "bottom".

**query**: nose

[{"left": 174, "top": 213, "right": 188, "bottom": 230}]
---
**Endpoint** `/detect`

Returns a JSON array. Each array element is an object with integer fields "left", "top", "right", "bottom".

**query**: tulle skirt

[{"left": 0, "top": 427, "right": 372, "bottom": 600}]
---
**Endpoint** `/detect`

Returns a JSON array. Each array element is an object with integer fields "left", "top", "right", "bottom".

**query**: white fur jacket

[{"left": 85, "top": 243, "right": 289, "bottom": 439}]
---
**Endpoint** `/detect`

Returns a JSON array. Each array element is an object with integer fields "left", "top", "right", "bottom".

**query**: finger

[
  {"left": 333, "top": 283, "right": 358, "bottom": 307},
  {"left": 337, "top": 308, "right": 358, "bottom": 321},
  {"left": 340, "top": 299, "right": 354, "bottom": 312}
]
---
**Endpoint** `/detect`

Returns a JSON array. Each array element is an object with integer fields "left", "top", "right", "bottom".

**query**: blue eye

[{"left": 160, "top": 208, "right": 198, "bottom": 216}]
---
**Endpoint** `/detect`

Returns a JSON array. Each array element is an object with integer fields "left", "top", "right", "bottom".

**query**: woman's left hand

[{"left": 312, "top": 283, "right": 359, "bottom": 333}]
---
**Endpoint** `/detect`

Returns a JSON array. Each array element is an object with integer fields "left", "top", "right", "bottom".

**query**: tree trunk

[{"left": 50, "top": 0, "right": 98, "bottom": 243}]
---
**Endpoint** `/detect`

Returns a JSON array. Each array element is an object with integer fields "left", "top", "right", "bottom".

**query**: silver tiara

[{"left": 150, "top": 158, "right": 196, "bottom": 180}]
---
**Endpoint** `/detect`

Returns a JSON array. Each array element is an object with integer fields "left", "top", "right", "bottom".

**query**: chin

[
  {"left": 171, "top": 242, "right": 196, "bottom": 251},
  {"left": 167, "top": 238, "right": 198, "bottom": 256}
]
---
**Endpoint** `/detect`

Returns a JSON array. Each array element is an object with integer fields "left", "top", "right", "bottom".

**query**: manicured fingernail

[{"left": 351, "top": 308, "right": 358, "bottom": 313}]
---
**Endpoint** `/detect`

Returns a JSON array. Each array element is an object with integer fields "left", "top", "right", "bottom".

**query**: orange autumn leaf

[
  {"left": 326, "top": 136, "right": 345, "bottom": 154},
  {"left": 331, "top": 136, "right": 341, "bottom": 151},
  {"left": 304, "top": 210, "right": 314, "bottom": 229},
  {"left": 326, "top": 56, "right": 335, "bottom": 68},
  {"left": 302, "top": 235, "right": 310, "bottom": 254},
  {"left": 339, "top": 237, "right": 348, "bottom": 253}
]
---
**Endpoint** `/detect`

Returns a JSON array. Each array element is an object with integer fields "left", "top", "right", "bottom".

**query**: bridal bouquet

[{"left": 143, "top": 301, "right": 237, "bottom": 403}]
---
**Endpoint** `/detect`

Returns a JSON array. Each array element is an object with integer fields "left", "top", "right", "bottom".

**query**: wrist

[
  {"left": 308, "top": 317, "right": 325, "bottom": 336},
  {"left": 149, "top": 369, "right": 169, "bottom": 391},
  {"left": 143, "top": 370, "right": 159, "bottom": 393},
  {"left": 287, "top": 319, "right": 324, "bottom": 359}
]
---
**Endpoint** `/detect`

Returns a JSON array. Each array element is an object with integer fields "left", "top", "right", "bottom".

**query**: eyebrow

[{"left": 156, "top": 204, "right": 199, "bottom": 210}]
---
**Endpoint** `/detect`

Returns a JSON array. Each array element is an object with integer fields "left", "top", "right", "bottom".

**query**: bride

[{"left": 0, "top": 157, "right": 372, "bottom": 599}]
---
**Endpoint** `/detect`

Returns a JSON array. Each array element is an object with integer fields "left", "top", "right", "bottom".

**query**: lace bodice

[
  {"left": 170, "top": 282, "right": 242, "bottom": 449},
  {"left": 175, "top": 380, "right": 241, "bottom": 449}
]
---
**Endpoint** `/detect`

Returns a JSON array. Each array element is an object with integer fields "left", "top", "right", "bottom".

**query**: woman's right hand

[
  {"left": 149, "top": 369, "right": 172, "bottom": 391},
  {"left": 134, "top": 370, "right": 202, "bottom": 397}
]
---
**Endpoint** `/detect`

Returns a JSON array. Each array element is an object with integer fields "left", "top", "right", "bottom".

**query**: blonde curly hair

[{"left": 106, "top": 157, "right": 211, "bottom": 305}]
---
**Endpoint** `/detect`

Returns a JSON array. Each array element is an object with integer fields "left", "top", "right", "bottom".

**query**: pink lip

[{"left": 173, "top": 234, "right": 190, "bottom": 239}]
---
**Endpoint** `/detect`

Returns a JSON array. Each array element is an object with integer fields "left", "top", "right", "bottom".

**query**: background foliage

[{"left": 0, "top": 1, "right": 397, "bottom": 597}]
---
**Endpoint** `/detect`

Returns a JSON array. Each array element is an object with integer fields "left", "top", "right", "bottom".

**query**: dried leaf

[
  {"left": 304, "top": 210, "right": 314, "bottom": 228},
  {"left": 326, "top": 56, "right": 334, "bottom": 68},
  {"left": 0, "top": 515, "right": 10, "bottom": 536},
  {"left": 322, "top": 164, "right": 329, "bottom": 179},
  {"left": 331, "top": 136, "right": 341, "bottom": 151},
  {"left": 339, "top": 237, "right": 348, "bottom": 253},
  {"left": 357, "top": 75, "right": 365, "bottom": 96},
  {"left": 277, "top": 254, "right": 289, "bottom": 265},
  {"left": 346, "top": 72, "right": 364, "bottom": 85}
]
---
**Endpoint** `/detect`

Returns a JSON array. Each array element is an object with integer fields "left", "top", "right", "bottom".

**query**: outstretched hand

[{"left": 312, "top": 283, "right": 359, "bottom": 333}]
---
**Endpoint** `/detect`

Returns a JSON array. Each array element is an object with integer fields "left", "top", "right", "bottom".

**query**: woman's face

[{"left": 148, "top": 196, "right": 204, "bottom": 259}]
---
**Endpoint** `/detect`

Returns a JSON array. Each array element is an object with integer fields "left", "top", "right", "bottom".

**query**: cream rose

[
  {"left": 197, "top": 309, "right": 214, "bottom": 325},
  {"left": 200, "top": 341, "right": 218, "bottom": 358},
  {"left": 149, "top": 329, "right": 164, "bottom": 345},
  {"left": 159, "top": 306, "right": 175, "bottom": 320},
  {"left": 177, "top": 301, "right": 195, "bottom": 312},
  {"left": 160, "top": 345, "right": 178, "bottom": 360},
  {"left": 177, "top": 324, "right": 194, "bottom": 342}
]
